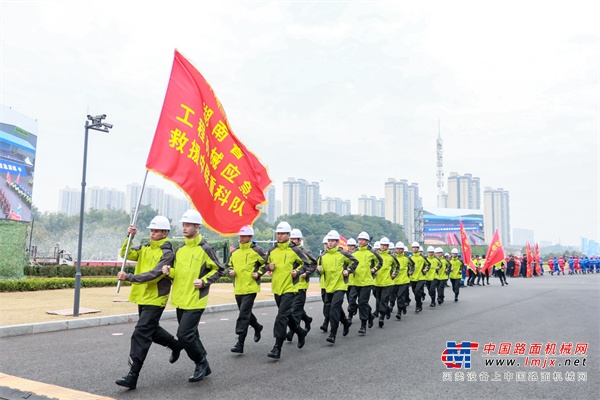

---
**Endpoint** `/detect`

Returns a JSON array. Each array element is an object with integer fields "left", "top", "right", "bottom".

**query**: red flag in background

[
  {"left": 526, "top": 242, "right": 533, "bottom": 265},
  {"left": 146, "top": 50, "right": 271, "bottom": 234},
  {"left": 6, "top": 172, "right": 12, "bottom": 184},
  {"left": 338, "top": 235, "right": 348, "bottom": 251},
  {"left": 459, "top": 220, "right": 475, "bottom": 272},
  {"left": 15, "top": 174, "right": 20, "bottom": 184},
  {"left": 483, "top": 229, "right": 505, "bottom": 273},
  {"left": 534, "top": 243, "right": 542, "bottom": 275}
]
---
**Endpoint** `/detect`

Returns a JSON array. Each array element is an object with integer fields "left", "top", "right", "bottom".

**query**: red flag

[
  {"left": 6, "top": 172, "right": 12, "bottom": 184},
  {"left": 15, "top": 174, "right": 20, "bottom": 184},
  {"left": 483, "top": 229, "right": 505, "bottom": 273},
  {"left": 526, "top": 242, "right": 533, "bottom": 265},
  {"left": 338, "top": 235, "right": 348, "bottom": 251},
  {"left": 459, "top": 220, "right": 476, "bottom": 272},
  {"left": 146, "top": 50, "right": 271, "bottom": 234},
  {"left": 534, "top": 243, "right": 542, "bottom": 275}
]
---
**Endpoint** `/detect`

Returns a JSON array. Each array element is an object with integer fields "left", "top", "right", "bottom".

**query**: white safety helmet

[
  {"left": 347, "top": 238, "right": 357, "bottom": 246},
  {"left": 434, "top": 247, "right": 443, "bottom": 253},
  {"left": 411, "top": 241, "right": 420, "bottom": 248},
  {"left": 180, "top": 209, "right": 202, "bottom": 224},
  {"left": 419, "top": 246, "right": 424, "bottom": 252},
  {"left": 451, "top": 248, "right": 459, "bottom": 254},
  {"left": 327, "top": 230, "right": 341, "bottom": 241},
  {"left": 396, "top": 241, "right": 405, "bottom": 249},
  {"left": 427, "top": 246, "right": 435, "bottom": 253},
  {"left": 357, "top": 231, "right": 370, "bottom": 240},
  {"left": 290, "top": 228, "right": 303, "bottom": 239},
  {"left": 444, "top": 253, "right": 450, "bottom": 257},
  {"left": 238, "top": 225, "right": 254, "bottom": 236},
  {"left": 373, "top": 241, "right": 381, "bottom": 249},
  {"left": 147, "top": 215, "right": 171, "bottom": 230},
  {"left": 322, "top": 236, "right": 329, "bottom": 244},
  {"left": 389, "top": 242, "right": 396, "bottom": 250},
  {"left": 380, "top": 237, "right": 391, "bottom": 245},
  {"left": 276, "top": 221, "right": 292, "bottom": 233},
  {"left": 404, "top": 246, "right": 409, "bottom": 252}
]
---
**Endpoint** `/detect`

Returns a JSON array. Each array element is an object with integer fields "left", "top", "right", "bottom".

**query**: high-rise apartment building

[
  {"left": 484, "top": 187, "right": 510, "bottom": 245},
  {"left": 384, "top": 179, "right": 421, "bottom": 242},
  {"left": 58, "top": 187, "right": 81, "bottom": 216},
  {"left": 322, "top": 197, "right": 351, "bottom": 216},
  {"left": 446, "top": 172, "right": 480, "bottom": 209},
  {"left": 358, "top": 195, "right": 385, "bottom": 218},
  {"left": 282, "top": 178, "right": 321, "bottom": 215},
  {"left": 85, "top": 186, "right": 125, "bottom": 211}
]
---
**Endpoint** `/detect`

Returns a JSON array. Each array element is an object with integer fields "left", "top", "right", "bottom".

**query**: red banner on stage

[{"left": 146, "top": 50, "right": 271, "bottom": 234}]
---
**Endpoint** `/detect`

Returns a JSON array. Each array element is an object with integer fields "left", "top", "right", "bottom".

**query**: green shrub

[
  {"left": 24, "top": 265, "right": 136, "bottom": 277},
  {"left": 0, "top": 278, "right": 132, "bottom": 292}
]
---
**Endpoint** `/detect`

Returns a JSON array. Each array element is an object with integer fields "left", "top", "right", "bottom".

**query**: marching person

[
  {"left": 449, "top": 248, "right": 465, "bottom": 302},
  {"left": 317, "top": 230, "right": 358, "bottom": 344},
  {"left": 115, "top": 216, "right": 178, "bottom": 390},
  {"left": 318, "top": 235, "right": 330, "bottom": 332},
  {"left": 161, "top": 209, "right": 224, "bottom": 383},
  {"left": 373, "top": 237, "right": 398, "bottom": 327},
  {"left": 424, "top": 246, "right": 440, "bottom": 307},
  {"left": 347, "top": 231, "right": 382, "bottom": 335},
  {"left": 287, "top": 228, "right": 317, "bottom": 342},
  {"left": 408, "top": 242, "right": 430, "bottom": 313},
  {"left": 227, "top": 225, "right": 266, "bottom": 354},
  {"left": 346, "top": 237, "right": 358, "bottom": 317},
  {"left": 434, "top": 247, "right": 450, "bottom": 305},
  {"left": 390, "top": 242, "right": 411, "bottom": 319},
  {"left": 495, "top": 259, "right": 508, "bottom": 286},
  {"left": 263, "top": 221, "right": 312, "bottom": 360}
]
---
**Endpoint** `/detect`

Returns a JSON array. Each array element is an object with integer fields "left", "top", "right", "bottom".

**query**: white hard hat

[
  {"left": 290, "top": 228, "right": 303, "bottom": 239},
  {"left": 373, "top": 241, "right": 381, "bottom": 249},
  {"left": 357, "top": 231, "right": 370, "bottom": 240},
  {"left": 322, "top": 236, "right": 329, "bottom": 244},
  {"left": 147, "top": 215, "right": 171, "bottom": 230},
  {"left": 389, "top": 242, "right": 396, "bottom": 250},
  {"left": 327, "top": 230, "right": 340, "bottom": 241},
  {"left": 180, "top": 209, "right": 202, "bottom": 224},
  {"left": 396, "top": 242, "right": 405, "bottom": 248},
  {"left": 411, "top": 241, "right": 420, "bottom": 248},
  {"left": 380, "top": 237, "right": 390, "bottom": 245},
  {"left": 427, "top": 246, "right": 435, "bottom": 252},
  {"left": 444, "top": 253, "right": 450, "bottom": 257},
  {"left": 451, "top": 248, "right": 459, "bottom": 254},
  {"left": 435, "top": 247, "right": 443, "bottom": 253},
  {"left": 419, "top": 246, "right": 423, "bottom": 252},
  {"left": 238, "top": 225, "right": 254, "bottom": 236},
  {"left": 347, "top": 238, "right": 357, "bottom": 246},
  {"left": 276, "top": 221, "right": 292, "bottom": 233},
  {"left": 404, "top": 246, "right": 409, "bottom": 252}
]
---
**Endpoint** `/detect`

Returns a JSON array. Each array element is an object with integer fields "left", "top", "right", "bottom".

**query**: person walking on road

[
  {"left": 162, "top": 209, "right": 225, "bottom": 383},
  {"left": 449, "top": 248, "right": 465, "bottom": 302},
  {"left": 227, "top": 225, "right": 267, "bottom": 354},
  {"left": 408, "top": 242, "right": 430, "bottom": 313},
  {"left": 115, "top": 216, "right": 178, "bottom": 390}
]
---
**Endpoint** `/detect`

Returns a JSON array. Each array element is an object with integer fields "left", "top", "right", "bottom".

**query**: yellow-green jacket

[
  {"left": 317, "top": 247, "right": 358, "bottom": 293},
  {"left": 227, "top": 242, "right": 266, "bottom": 295},
  {"left": 296, "top": 246, "right": 317, "bottom": 290},
  {"left": 392, "top": 253, "right": 411, "bottom": 285},
  {"left": 352, "top": 246, "right": 383, "bottom": 287},
  {"left": 375, "top": 250, "right": 397, "bottom": 287},
  {"left": 409, "top": 253, "right": 430, "bottom": 282},
  {"left": 170, "top": 235, "right": 224, "bottom": 310},
  {"left": 425, "top": 255, "right": 441, "bottom": 281},
  {"left": 437, "top": 258, "right": 451, "bottom": 280},
  {"left": 449, "top": 257, "right": 465, "bottom": 279},
  {"left": 264, "top": 240, "right": 311, "bottom": 296},
  {"left": 120, "top": 237, "right": 174, "bottom": 307}
]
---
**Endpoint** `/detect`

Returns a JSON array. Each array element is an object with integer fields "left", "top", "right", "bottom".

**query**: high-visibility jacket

[
  {"left": 449, "top": 257, "right": 465, "bottom": 279},
  {"left": 494, "top": 261, "right": 504, "bottom": 272},
  {"left": 409, "top": 253, "right": 430, "bottom": 282},
  {"left": 437, "top": 257, "right": 451, "bottom": 280},
  {"left": 227, "top": 241, "right": 266, "bottom": 295},
  {"left": 169, "top": 235, "right": 224, "bottom": 310},
  {"left": 425, "top": 255, "right": 441, "bottom": 281},
  {"left": 264, "top": 240, "right": 311, "bottom": 295},
  {"left": 296, "top": 246, "right": 317, "bottom": 290},
  {"left": 351, "top": 245, "right": 383, "bottom": 287},
  {"left": 317, "top": 247, "right": 358, "bottom": 293},
  {"left": 392, "top": 253, "right": 411, "bottom": 285},
  {"left": 375, "top": 250, "right": 397, "bottom": 287},
  {"left": 120, "top": 237, "right": 174, "bottom": 307}
]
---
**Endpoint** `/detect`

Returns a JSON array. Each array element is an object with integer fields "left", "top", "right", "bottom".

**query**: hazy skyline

[{"left": 1, "top": 1, "right": 598, "bottom": 245}]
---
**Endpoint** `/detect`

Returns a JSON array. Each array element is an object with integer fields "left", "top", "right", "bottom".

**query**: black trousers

[
  {"left": 235, "top": 293, "right": 260, "bottom": 340},
  {"left": 410, "top": 281, "right": 426, "bottom": 308},
  {"left": 467, "top": 272, "right": 476, "bottom": 285},
  {"left": 176, "top": 308, "right": 206, "bottom": 363},
  {"left": 291, "top": 289, "right": 311, "bottom": 326},
  {"left": 348, "top": 285, "right": 372, "bottom": 322},
  {"left": 497, "top": 270, "right": 507, "bottom": 285},
  {"left": 435, "top": 279, "right": 445, "bottom": 302},
  {"left": 450, "top": 278, "right": 461, "bottom": 298},
  {"left": 391, "top": 284, "right": 409, "bottom": 311},
  {"left": 373, "top": 286, "right": 392, "bottom": 318},
  {"left": 129, "top": 305, "right": 177, "bottom": 372},
  {"left": 323, "top": 290, "right": 348, "bottom": 336},
  {"left": 321, "top": 288, "right": 330, "bottom": 322},
  {"left": 426, "top": 280, "right": 437, "bottom": 302},
  {"left": 274, "top": 293, "right": 302, "bottom": 340},
  {"left": 346, "top": 285, "right": 357, "bottom": 316}
]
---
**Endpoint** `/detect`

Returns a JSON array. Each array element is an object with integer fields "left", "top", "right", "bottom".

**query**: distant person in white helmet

[
  {"left": 408, "top": 242, "right": 430, "bottom": 313},
  {"left": 389, "top": 241, "right": 411, "bottom": 319},
  {"left": 227, "top": 225, "right": 267, "bottom": 354},
  {"left": 424, "top": 246, "right": 441, "bottom": 307},
  {"left": 345, "top": 238, "right": 358, "bottom": 319},
  {"left": 318, "top": 235, "right": 331, "bottom": 332},
  {"left": 115, "top": 215, "right": 178, "bottom": 390},
  {"left": 373, "top": 237, "right": 399, "bottom": 327},
  {"left": 263, "top": 221, "right": 312, "bottom": 359},
  {"left": 161, "top": 209, "right": 225, "bottom": 383},
  {"left": 434, "top": 247, "right": 450, "bottom": 305},
  {"left": 449, "top": 248, "right": 465, "bottom": 301}
]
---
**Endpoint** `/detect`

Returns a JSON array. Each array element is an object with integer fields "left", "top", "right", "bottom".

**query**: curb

[{"left": 0, "top": 296, "right": 322, "bottom": 338}]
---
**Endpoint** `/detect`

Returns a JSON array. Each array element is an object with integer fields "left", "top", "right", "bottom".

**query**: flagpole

[{"left": 116, "top": 170, "right": 149, "bottom": 293}]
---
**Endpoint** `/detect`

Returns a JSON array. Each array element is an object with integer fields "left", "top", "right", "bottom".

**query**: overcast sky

[{"left": 1, "top": 0, "right": 598, "bottom": 246}]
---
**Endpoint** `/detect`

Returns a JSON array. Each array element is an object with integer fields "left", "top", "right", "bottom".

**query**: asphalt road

[{"left": 0, "top": 274, "right": 598, "bottom": 400}]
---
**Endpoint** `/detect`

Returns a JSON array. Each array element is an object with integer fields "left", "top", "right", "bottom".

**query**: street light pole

[{"left": 73, "top": 114, "right": 112, "bottom": 317}]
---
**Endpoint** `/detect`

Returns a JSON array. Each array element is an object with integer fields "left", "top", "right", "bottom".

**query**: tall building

[
  {"left": 384, "top": 179, "right": 421, "bottom": 242},
  {"left": 322, "top": 197, "right": 351, "bottom": 216},
  {"left": 162, "top": 193, "right": 191, "bottom": 222},
  {"left": 125, "top": 183, "right": 141, "bottom": 214},
  {"left": 447, "top": 172, "right": 481, "bottom": 209},
  {"left": 85, "top": 187, "right": 125, "bottom": 211},
  {"left": 126, "top": 183, "right": 164, "bottom": 214},
  {"left": 265, "top": 186, "right": 277, "bottom": 223},
  {"left": 282, "top": 178, "right": 321, "bottom": 215},
  {"left": 512, "top": 228, "right": 534, "bottom": 247},
  {"left": 58, "top": 187, "right": 81, "bottom": 216},
  {"left": 358, "top": 195, "right": 385, "bottom": 218},
  {"left": 484, "top": 187, "right": 510, "bottom": 245}
]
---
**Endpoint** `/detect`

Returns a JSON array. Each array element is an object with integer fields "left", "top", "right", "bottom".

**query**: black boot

[
  {"left": 326, "top": 334, "right": 336, "bottom": 344},
  {"left": 368, "top": 313, "right": 374, "bottom": 329},
  {"left": 358, "top": 323, "right": 367, "bottom": 335},
  {"left": 297, "top": 328, "right": 307, "bottom": 349},
  {"left": 304, "top": 316, "right": 313, "bottom": 332},
  {"left": 402, "top": 307, "right": 407, "bottom": 315},
  {"left": 286, "top": 330, "right": 294, "bottom": 342},
  {"left": 169, "top": 342, "right": 181, "bottom": 364},
  {"left": 231, "top": 336, "right": 244, "bottom": 353},
  {"left": 395, "top": 313, "right": 401, "bottom": 320},
  {"left": 189, "top": 357, "right": 211, "bottom": 382},
  {"left": 253, "top": 324, "right": 263, "bottom": 343},
  {"left": 342, "top": 319, "right": 352, "bottom": 336},
  {"left": 115, "top": 371, "right": 139, "bottom": 390},
  {"left": 268, "top": 339, "right": 283, "bottom": 359},
  {"left": 378, "top": 318, "right": 384, "bottom": 328},
  {"left": 430, "top": 301, "right": 436, "bottom": 307},
  {"left": 320, "top": 318, "right": 329, "bottom": 332}
]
